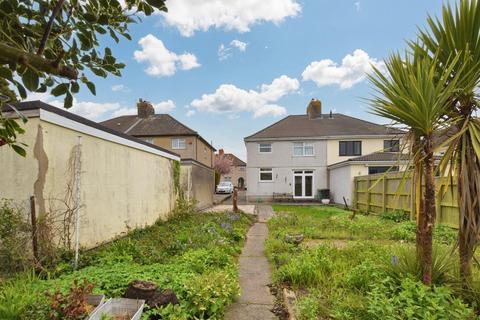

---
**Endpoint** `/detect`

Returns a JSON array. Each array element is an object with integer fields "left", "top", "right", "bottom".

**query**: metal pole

[{"left": 74, "top": 136, "right": 82, "bottom": 270}]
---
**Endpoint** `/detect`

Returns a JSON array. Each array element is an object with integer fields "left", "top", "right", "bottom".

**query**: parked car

[{"left": 216, "top": 181, "right": 234, "bottom": 194}]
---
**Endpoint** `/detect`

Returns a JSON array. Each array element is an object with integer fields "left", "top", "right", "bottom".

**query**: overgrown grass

[
  {"left": 0, "top": 207, "right": 254, "bottom": 319},
  {"left": 268, "top": 205, "right": 475, "bottom": 319}
]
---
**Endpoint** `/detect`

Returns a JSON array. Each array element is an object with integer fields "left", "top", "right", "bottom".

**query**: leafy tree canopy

[{"left": 0, "top": 0, "right": 167, "bottom": 155}]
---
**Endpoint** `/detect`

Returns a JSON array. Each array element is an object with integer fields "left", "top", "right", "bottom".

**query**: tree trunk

[{"left": 419, "top": 139, "right": 436, "bottom": 285}]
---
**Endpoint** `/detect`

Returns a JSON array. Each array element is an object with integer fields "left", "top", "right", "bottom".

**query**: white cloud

[
  {"left": 26, "top": 92, "right": 121, "bottom": 121},
  {"left": 218, "top": 39, "right": 248, "bottom": 61},
  {"left": 186, "top": 110, "right": 196, "bottom": 117},
  {"left": 112, "top": 99, "right": 176, "bottom": 117},
  {"left": 160, "top": 0, "right": 301, "bottom": 37},
  {"left": 134, "top": 34, "right": 200, "bottom": 77},
  {"left": 154, "top": 99, "right": 176, "bottom": 113},
  {"left": 230, "top": 40, "right": 247, "bottom": 52},
  {"left": 111, "top": 84, "right": 130, "bottom": 92},
  {"left": 26, "top": 92, "right": 176, "bottom": 121},
  {"left": 301, "top": 49, "right": 384, "bottom": 89},
  {"left": 354, "top": 1, "right": 360, "bottom": 11},
  {"left": 190, "top": 75, "right": 299, "bottom": 118}
]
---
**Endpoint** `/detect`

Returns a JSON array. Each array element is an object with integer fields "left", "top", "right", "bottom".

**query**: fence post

[
  {"left": 233, "top": 187, "right": 239, "bottom": 213},
  {"left": 382, "top": 177, "right": 387, "bottom": 213},
  {"left": 29, "top": 196, "right": 39, "bottom": 266},
  {"left": 366, "top": 176, "right": 371, "bottom": 214},
  {"left": 353, "top": 177, "right": 358, "bottom": 211}
]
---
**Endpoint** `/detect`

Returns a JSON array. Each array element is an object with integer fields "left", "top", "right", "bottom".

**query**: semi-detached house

[{"left": 244, "top": 99, "right": 405, "bottom": 204}]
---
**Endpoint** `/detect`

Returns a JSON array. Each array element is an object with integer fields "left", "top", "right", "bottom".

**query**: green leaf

[
  {"left": 21, "top": 68, "right": 39, "bottom": 91},
  {"left": 71, "top": 81, "right": 80, "bottom": 94},
  {"left": 51, "top": 83, "right": 68, "bottom": 96},
  {"left": 15, "top": 81, "right": 27, "bottom": 99},
  {"left": 146, "top": 0, "right": 165, "bottom": 8},
  {"left": 64, "top": 92, "right": 73, "bottom": 109},
  {"left": 86, "top": 81, "right": 96, "bottom": 95},
  {"left": 0, "top": 67, "right": 13, "bottom": 81},
  {"left": 11, "top": 144, "right": 26, "bottom": 157}
]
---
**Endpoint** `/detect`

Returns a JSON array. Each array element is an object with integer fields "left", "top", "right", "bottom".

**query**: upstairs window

[
  {"left": 259, "top": 168, "right": 273, "bottom": 182},
  {"left": 293, "top": 142, "right": 314, "bottom": 156},
  {"left": 339, "top": 141, "right": 361, "bottom": 156},
  {"left": 368, "top": 166, "right": 399, "bottom": 175},
  {"left": 172, "top": 138, "right": 186, "bottom": 150},
  {"left": 384, "top": 139, "right": 400, "bottom": 152},
  {"left": 259, "top": 143, "right": 272, "bottom": 153}
]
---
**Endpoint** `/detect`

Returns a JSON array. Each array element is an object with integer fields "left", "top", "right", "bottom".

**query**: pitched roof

[
  {"left": 328, "top": 152, "right": 410, "bottom": 169},
  {"left": 2, "top": 101, "right": 180, "bottom": 158},
  {"left": 101, "top": 114, "right": 215, "bottom": 150},
  {"left": 225, "top": 153, "right": 246, "bottom": 167},
  {"left": 244, "top": 114, "right": 404, "bottom": 140}
]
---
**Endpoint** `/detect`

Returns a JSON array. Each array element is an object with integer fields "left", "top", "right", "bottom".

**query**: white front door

[{"left": 293, "top": 170, "right": 314, "bottom": 199}]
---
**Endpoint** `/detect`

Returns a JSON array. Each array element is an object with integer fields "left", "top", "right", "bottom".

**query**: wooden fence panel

[{"left": 353, "top": 172, "right": 458, "bottom": 228}]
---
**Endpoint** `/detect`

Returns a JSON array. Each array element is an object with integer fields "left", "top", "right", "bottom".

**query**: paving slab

[{"left": 225, "top": 205, "right": 276, "bottom": 320}]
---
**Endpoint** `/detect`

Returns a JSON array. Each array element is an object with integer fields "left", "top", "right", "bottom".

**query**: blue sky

[{"left": 32, "top": 0, "right": 450, "bottom": 160}]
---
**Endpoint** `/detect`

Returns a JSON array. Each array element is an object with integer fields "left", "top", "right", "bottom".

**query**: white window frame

[
  {"left": 171, "top": 138, "right": 186, "bottom": 150},
  {"left": 293, "top": 142, "right": 314, "bottom": 157},
  {"left": 258, "top": 143, "right": 272, "bottom": 153},
  {"left": 259, "top": 168, "right": 273, "bottom": 182}
]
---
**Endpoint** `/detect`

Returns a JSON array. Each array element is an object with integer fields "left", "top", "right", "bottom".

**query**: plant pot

[
  {"left": 88, "top": 298, "right": 145, "bottom": 320},
  {"left": 321, "top": 199, "right": 330, "bottom": 205}
]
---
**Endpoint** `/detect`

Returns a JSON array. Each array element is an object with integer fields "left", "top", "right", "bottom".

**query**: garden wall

[
  {"left": 180, "top": 159, "right": 214, "bottom": 209},
  {"left": 0, "top": 102, "right": 180, "bottom": 248},
  {"left": 353, "top": 172, "right": 459, "bottom": 228}
]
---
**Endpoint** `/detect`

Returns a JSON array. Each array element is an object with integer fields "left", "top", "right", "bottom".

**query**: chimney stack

[
  {"left": 137, "top": 99, "right": 155, "bottom": 118},
  {"left": 307, "top": 99, "right": 322, "bottom": 119},
  {"left": 219, "top": 149, "right": 225, "bottom": 156}
]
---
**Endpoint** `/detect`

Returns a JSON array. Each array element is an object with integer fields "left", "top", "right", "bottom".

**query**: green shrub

[
  {"left": 367, "top": 277, "right": 473, "bottom": 319},
  {"left": 276, "top": 247, "right": 332, "bottom": 287},
  {"left": 386, "top": 246, "right": 455, "bottom": 286},
  {"left": 344, "top": 259, "right": 384, "bottom": 291},
  {"left": 295, "top": 294, "right": 323, "bottom": 320},
  {"left": 391, "top": 221, "right": 417, "bottom": 242},
  {"left": 381, "top": 210, "right": 410, "bottom": 222},
  {"left": 0, "top": 201, "right": 31, "bottom": 275}
]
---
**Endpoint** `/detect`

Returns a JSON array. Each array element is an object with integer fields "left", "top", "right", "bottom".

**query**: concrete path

[{"left": 225, "top": 205, "right": 276, "bottom": 320}]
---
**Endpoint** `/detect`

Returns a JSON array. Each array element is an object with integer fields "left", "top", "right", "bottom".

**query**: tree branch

[
  {"left": 37, "top": 0, "right": 66, "bottom": 56},
  {"left": 0, "top": 43, "right": 78, "bottom": 79}
]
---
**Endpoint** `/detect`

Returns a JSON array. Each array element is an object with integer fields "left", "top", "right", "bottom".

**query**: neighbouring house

[
  {"left": 244, "top": 99, "right": 405, "bottom": 204},
  {"left": 328, "top": 152, "right": 410, "bottom": 205},
  {"left": 216, "top": 149, "right": 247, "bottom": 189},
  {"left": 101, "top": 99, "right": 216, "bottom": 208},
  {"left": 0, "top": 101, "right": 180, "bottom": 248},
  {"left": 101, "top": 99, "right": 216, "bottom": 168}
]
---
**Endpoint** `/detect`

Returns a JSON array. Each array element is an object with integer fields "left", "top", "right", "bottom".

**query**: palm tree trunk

[{"left": 418, "top": 138, "right": 436, "bottom": 285}]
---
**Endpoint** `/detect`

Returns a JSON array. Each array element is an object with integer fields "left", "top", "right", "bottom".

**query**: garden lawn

[
  {"left": 267, "top": 205, "right": 478, "bottom": 320},
  {"left": 0, "top": 208, "right": 254, "bottom": 320}
]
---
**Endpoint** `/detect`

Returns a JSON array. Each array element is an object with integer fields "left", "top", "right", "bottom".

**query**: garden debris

[
  {"left": 284, "top": 234, "right": 304, "bottom": 245},
  {"left": 123, "top": 280, "right": 179, "bottom": 308},
  {"left": 282, "top": 288, "right": 297, "bottom": 320},
  {"left": 124, "top": 280, "right": 157, "bottom": 301},
  {"left": 147, "top": 289, "right": 179, "bottom": 308}
]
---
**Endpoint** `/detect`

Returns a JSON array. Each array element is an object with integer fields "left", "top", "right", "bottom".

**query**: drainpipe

[{"left": 74, "top": 136, "right": 82, "bottom": 270}]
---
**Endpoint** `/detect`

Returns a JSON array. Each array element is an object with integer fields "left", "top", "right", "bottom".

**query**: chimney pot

[
  {"left": 307, "top": 99, "right": 322, "bottom": 119},
  {"left": 137, "top": 98, "right": 155, "bottom": 118}
]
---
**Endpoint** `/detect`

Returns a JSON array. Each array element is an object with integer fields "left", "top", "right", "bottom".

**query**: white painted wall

[
  {"left": 329, "top": 165, "right": 353, "bottom": 205},
  {"left": 246, "top": 140, "right": 328, "bottom": 200}
]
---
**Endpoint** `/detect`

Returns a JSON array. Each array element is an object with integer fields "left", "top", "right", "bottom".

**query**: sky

[{"left": 30, "top": 0, "right": 452, "bottom": 161}]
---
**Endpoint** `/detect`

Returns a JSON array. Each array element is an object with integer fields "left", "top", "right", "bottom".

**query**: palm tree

[
  {"left": 413, "top": 0, "right": 480, "bottom": 283},
  {"left": 368, "top": 51, "right": 461, "bottom": 285}
]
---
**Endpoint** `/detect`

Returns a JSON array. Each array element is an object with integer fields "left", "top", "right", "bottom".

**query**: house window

[
  {"left": 259, "top": 143, "right": 272, "bottom": 153},
  {"left": 368, "top": 166, "right": 399, "bottom": 175},
  {"left": 339, "top": 141, "right": 362, "bottom": 156},
  {"left": 172, "top": 138, "right": 186, "bottom": 149},
  {"left": 293, "top": 142, "right": 314, "bottom": 156},
  {"left": 259, "top": 168, "right": 273, "bottom": 182},
  {"left": 384, "top": 139, "right": 400, "bottom": 152}
]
